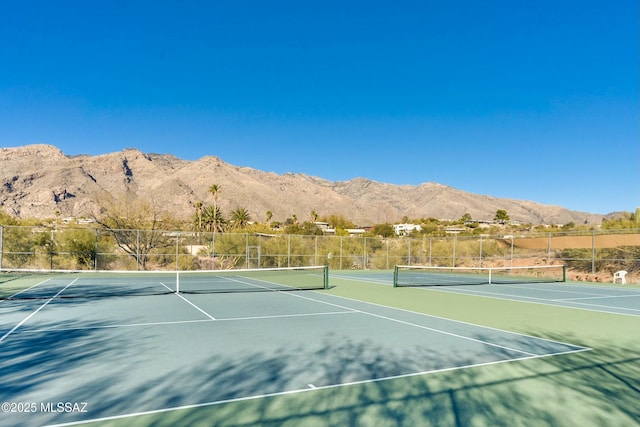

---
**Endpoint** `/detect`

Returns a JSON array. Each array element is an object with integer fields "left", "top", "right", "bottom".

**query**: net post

[
  {"left": 393, "top": 265, "right": 398, "bottom": 287},
  {"left": 488, "top": 267, "right": 492, "bottom": 284},
  {"left": 324, "top": 265, "right": 329, "bottom": 289},
  {"left": 562, "top": 265, "right": 566, "bottom": 282},
  {"left": 176, "top": 271, "right": 180, "bottom": 294}
]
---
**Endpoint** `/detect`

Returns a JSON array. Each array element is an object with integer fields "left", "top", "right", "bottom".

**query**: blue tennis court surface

[{"left": 0, "top": 275, "right": 588, "bottom": 427}]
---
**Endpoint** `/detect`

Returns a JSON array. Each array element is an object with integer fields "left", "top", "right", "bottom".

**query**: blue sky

[{"left": 0, "top": 1, "right": 637, "bottom": 215}]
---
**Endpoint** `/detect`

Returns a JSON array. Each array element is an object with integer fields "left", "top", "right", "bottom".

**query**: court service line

[
  {"left": 425, "top": 287, "right": 640, "bottom": 317},
  {"left": 426, "top": 285, "right": 618, "bottom": 306},
  {"left": 0, "top": 278, "right": 79, "bottom": 344},
  {"left": 277, "top": 291, "right": 542, "bottom": 357},
  {"left": 217, "top": 310, "right": 358, "bottom": 322},
  {"left": 361, "top": 309, "right": 539, "bottom": 356},
  {"left": 43, "top": 345, "right": 589, "bottom": 427},
  {"left": 16, "top": 310, "right": 357, "bottom": 334},
  {"left": 548, "top": 298, "right": 640, "bottom": 313},
  {"left": 173, "top": 292, "right": 216, "bottom": 320},
  {"left": 495, "top": 283, "right": 613, "bottom": 298},
  {"left": 554, "top": 293, "right": 640, "bottom": 302},
  {"left": 2, "top": 277, "right": 54, "bottom": 300},
  {"left": 225, "top": 275, "right": 319, "bottom": 291},
  {"left": 331, "top": 274, "right": 391, "bottom": 285},
  {"left": 301, "top": 290, "right": 592, "bottom": 350}
]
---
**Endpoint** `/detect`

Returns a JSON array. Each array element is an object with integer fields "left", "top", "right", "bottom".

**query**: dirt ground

[
  {"left": 509, "top": 233, "right": 640, "bottom": 250},
  {"left": 493, "top": 234, "right": 639, "bottom": 284}
]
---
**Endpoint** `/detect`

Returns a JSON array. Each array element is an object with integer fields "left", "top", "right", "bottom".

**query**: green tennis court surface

[{"left": 1, "top": 270, "right": 639, "bottom": 426}]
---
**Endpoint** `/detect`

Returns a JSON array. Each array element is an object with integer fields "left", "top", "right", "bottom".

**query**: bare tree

[{"left": 90, "top": 193, "right": 178, "bottom": 270}]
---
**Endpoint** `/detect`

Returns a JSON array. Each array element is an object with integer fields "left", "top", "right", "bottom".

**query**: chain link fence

[{"left": 0, "top": 225, "right": 638, "bottom": 283}]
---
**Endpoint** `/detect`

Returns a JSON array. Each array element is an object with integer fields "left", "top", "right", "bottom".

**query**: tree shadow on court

[
  {"left": 0, "top": 317, "right": 131, "bottom": 427},
  {"left": 110, "top": 332, "right": 639, "bottom": 427},
  {"left": 2, "top": 314, "right": 639, "bottom": 427},
  {"left": 510, "top": 331, "right": 640, "bottom": 425}
]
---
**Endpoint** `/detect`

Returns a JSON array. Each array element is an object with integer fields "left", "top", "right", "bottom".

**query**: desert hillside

[{"left": 0, "top": 144, "right": 605, "bottom": 225}]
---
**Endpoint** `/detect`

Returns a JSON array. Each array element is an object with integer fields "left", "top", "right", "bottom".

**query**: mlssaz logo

[{"left": 40, "top": 402, "right": 88, "bottom": 413}]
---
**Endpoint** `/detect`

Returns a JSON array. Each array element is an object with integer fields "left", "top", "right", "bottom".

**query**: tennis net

[
  {"left": 0, "top": 265, "right": 329, "bottom": 300},
  {"left": 393, "top": 265, "right": 566, "bottom": 287}
]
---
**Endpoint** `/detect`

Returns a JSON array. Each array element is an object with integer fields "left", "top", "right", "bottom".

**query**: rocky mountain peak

[{"left": 0, "top": 144, "right": 605, "bottom": 225}]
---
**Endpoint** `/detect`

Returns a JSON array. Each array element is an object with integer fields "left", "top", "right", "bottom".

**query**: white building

[{"left": 393, "top": 223, "right": 422, "bottom": 236}]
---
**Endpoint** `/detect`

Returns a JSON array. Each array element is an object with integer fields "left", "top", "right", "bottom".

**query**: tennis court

[
  {"left": 338, "top": 265, "right": 640, "bottom": 317},
  {"left": 0, "top": 267, "right": 638, "bottom": 426}
]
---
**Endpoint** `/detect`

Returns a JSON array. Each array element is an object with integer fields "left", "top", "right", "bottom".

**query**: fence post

[
  {"left": 176, "top": 231, "right": 180, "bottom": 271},
  {"left": 363, "top": 237, "right": 367, "bottom": 269},
  {"left": 0, "top": 225, "right": 3, "bottom": 269},
  {"left": 386, "top": 239, "right": 389, "bottom": 270},
  {"left": 136, "top": 229, "right": 140, "bottom": 270},
  {"left": 591, "top": 230, "right": 596, "bottom": 274},
  {"left": 211, "top": 232, "right": 216, "bottom": 270},
  {"left": 50, "top": 227, "right": 54, "bottom": 270},
  {"left": 510, "top": 236, "right": 514, "bottom": 268},
  {"left": 452, "top": 234, "right": 457, "bottom": 267}
]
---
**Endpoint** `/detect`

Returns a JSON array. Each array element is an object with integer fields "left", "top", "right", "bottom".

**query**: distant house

[
  {"left": 445, "top": 226, "right": 466, "bottom": 234},
  {"left": 393, "top": 223, "right": 422, "bottom": 236},
  {"left": 314, "top": 222, "right": 336, "bottom": 235},
  {"left": 464, "top": 219, "right": 494, "bottom": 229}
]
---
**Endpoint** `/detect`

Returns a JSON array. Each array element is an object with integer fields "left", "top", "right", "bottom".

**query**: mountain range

[{"left": 0, "top": 144, "right": 606, "bottom": 225}]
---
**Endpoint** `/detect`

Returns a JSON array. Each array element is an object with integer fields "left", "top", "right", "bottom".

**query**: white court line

[
  {"left": 420, "top": 284, "right": 609, "bottom": 305},
  {"left": 217, "top": 310, "right": 357, "bottom": 322},
  {"left": 173, "top": 292, "right": 216, "bottom": 320},
  {"left": 43, "top": 345, "right": 590, "bottom": 427},
  {"left": 224, "top": 274, "right": 326, "bottom": 291},
  {"left": 554, "top": 282, "right": 640, "bottom": 292},
  {"left": 331, "top": 274, "right": 391, "bottom": 285},
  {"left": 494, "top": 283, "right": 614, "bottom": 298},
  {"left": 294, "top": 290, "right": 590, "bottom": 351},
  {"left": 272, "top": 290, "right": 571, "bottom": 357},
  {"left": 548, "top": 298, "right": 640, "bottom": 313},
  {"left": 14, "top": 310, "right": 357, "bottom": 334},
  {"left": 422, "top": 286, "right": 640, "bottom": 317},
  {"left": 1, "top": 276, "right": 54, "bottom": 300},
  {"left": 24, "top": 279, "right": 590, "bottom": 427},
  {"left": 363, "top": 309, "right": 538, "bottom": 356},
  {"left": 172, "top": 273, "right": 327, "bottom": 320},
  {"left": 555, "top": 293, "right": 640, "bottom": 302},
  {"left": 0, "top": 278, "right": 79, "bottom": 344}
]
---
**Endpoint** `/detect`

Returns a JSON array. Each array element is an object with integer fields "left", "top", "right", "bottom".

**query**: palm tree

[
  {"left": 208, "top": 184, "right": 221, "bottom": 233},
  {"left": 310, "top": 210, "right": 318, "bottom": 222},
  {"left": 202, "top": 205, "right": 225, "bottom": 232},
  {"left": 265, "top": 210, "right": 273, "bottom": 224},
  {"left": 230, "top": 207, "right": 251, "bottom": 230},
  {"left": 195, "top": 201, "right": 203, "bottom": 231}
]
